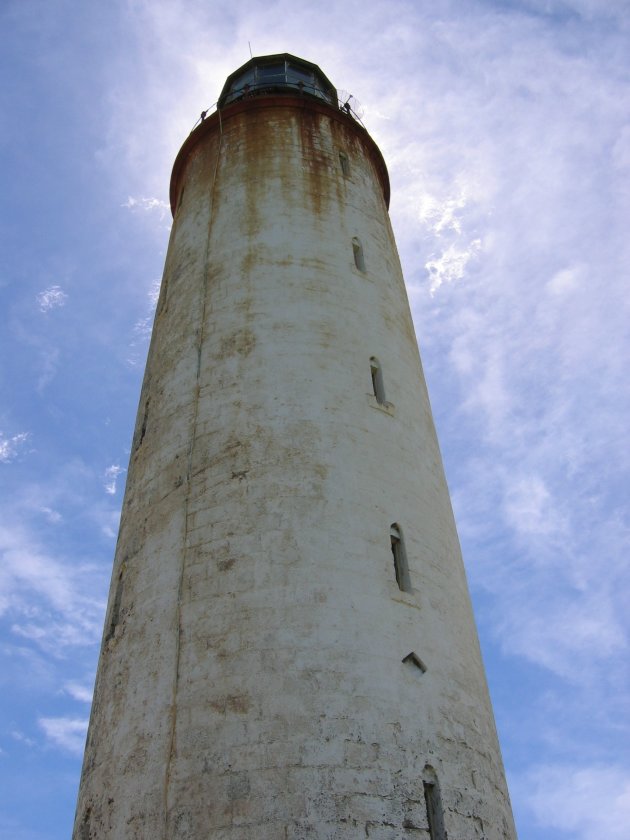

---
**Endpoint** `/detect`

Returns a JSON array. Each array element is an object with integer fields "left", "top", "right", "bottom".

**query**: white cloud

[
  {"left": 39, "top": 506, "right": 62, "bottom": 524},
  {"left": 132, "top": 315, "right": 152, "bottom": 342},
  {"left": 515, "top": 763, "right": 630, "bottom": 840},
  {"left": 103, "top": 464, "right": 124, "bottom": 495},
  {"left": 0, "top": 523, "right": 106, "bottom": 654},
  {"left": 497, "top": 589, "right": 627, "bottom": 680},
  {"left": 127, "top": 279, "right": 161, "bottom": 366},
  {"left": 122, "top": 195, "right": 170, "bottom": 217},
  {"left": 64, "top": 682, "right": 93, "bottom": 703},
  {"left": 419, "top": 191, "right": 468, "bottom": 236},
  {"left": 426, "top": 238, "right": 482, "bottom": 294},
  {"left": 36, "top": 346, "right": 60, "bottom": 392},
  {"left": 38, "top": 716, "right": 88, "bottom": 755},
  {"left": 404, "top": 16, "right": 630, "bottom": 688},
  {"left": 502, "top": 474, "right": 568, "bottom": 538},
  {"left": 10, "top": 729, "right": 35, "bottom": 748},
  {"left": 96, "top": 506, "right": 122, "bottom": 540},
  {"left": 148, "top": 278, "right": 161, "bottom": 308},
  {"left": 0, "top": 432, "right": 29, "bottom": 464},
  {"left": 36, "top": 285, "right": 67, "bottom": 312},
  {"left": 546, "top": 264, "right": 583, "bottom": 297}
]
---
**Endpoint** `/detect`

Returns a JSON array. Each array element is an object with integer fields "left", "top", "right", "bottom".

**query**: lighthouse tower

[{"left": 74, "top": 55, "right": 517, "bottom": 839}]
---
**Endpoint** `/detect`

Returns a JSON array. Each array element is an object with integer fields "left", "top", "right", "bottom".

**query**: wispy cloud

[
  {"left": 426, "top": 238, "right": 482, "bottom": 294},
  {"left": 96, "top": 507, "right": 122, "bottom": 540},
  {"left": 514, "top": 763, "right": 630, "bottom": 840},
  {"left": 418, "top": 190, "right": 469, "bottom": 236},
  {"left": 122, "top": 195, "right": 170, "bottom": 217},
  {"left": 147, "top": 277, "right": 161, "bottom": 308},
  {"left": 132, "top": 315, "right": 152, "bottom": 343},
  {"left": 38, "top": 716, "right": 88, "bottom": 755},
  {"left": 127, "top": 279, "right": 161, "bottom": 366},
  {"left": 39, "top": 506, "right": 62, "bottom": 524},
  {"left": 64, "top": 682, "right": 93, "bottom": 704},
  {"left": 0, "top": 432, "right": 30, "bottom": 464},
  {"left": 10, "top": 729, "right": 35, "bottom": 748},
  {"left": 403, "top": 16, "right": 630, "bottom": 689},
  {"left": 36, "top": 285, "right": 67, "bottom": 312},
  {"left": 502, "top": 474, "right": 568, "bottom": 538},
  {"left": 36, "top": 346, "right": 60, "bottom": 392},
  {"left": 0, "top": 523, "right": 106, "bottom": 655},
  {"left": 103, "top": 464, "right": 124, "bottom": 495}
]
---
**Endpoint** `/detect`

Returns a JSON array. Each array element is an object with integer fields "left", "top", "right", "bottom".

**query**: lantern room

[{"left": 218, "top": 53, "right": 338, "bottom": 108}]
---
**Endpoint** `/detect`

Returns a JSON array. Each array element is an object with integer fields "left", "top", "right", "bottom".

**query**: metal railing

[{"left": 189, "top": 84, "right": 364, "bottom": 134}]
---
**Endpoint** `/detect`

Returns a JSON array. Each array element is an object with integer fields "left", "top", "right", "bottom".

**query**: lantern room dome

[{"left": 218, "top": 53, "right": 337, "bottom": 108}]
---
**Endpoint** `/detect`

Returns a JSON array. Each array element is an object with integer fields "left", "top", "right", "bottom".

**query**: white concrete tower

[{"left": 74, "top": 54, "right": 517, "bottom": 839}]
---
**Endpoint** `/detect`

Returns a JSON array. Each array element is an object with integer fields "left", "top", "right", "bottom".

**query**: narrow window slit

[
  {"left": 423, "top": 774, "right": 447, "bottom": 840},
  {"left": 352, "top": 237, "right": 366, "bottom": 272},
  {"left": 339, "top": 151, "right": 350, "bottom": 177},
  {"left": 390, "top": 523, "right": 412, "bottom": 592},
  {"left": 370, "top": 356, "right": 386, "bottom": 404}
]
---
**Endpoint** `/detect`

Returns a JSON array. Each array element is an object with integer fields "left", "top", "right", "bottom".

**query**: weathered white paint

[{"left": 74, "top": 84, "right": 517, "bottom": 839}]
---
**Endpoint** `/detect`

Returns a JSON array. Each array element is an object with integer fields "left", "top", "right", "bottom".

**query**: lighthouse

[{"left": 74, "top": 54, "right": 517, "bottom": 839}]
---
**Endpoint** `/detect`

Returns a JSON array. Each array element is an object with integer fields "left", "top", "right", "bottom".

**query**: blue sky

[{"left": 1, "top": 1, "right": 629, "bottom": 838}]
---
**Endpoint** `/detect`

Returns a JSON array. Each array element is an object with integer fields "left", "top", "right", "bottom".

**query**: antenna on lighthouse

[{"left": 337, "top": 89, "right": 364, "bottom": 121}]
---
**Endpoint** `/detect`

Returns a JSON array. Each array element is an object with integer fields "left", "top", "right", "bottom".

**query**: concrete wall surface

[{"left": 73, "top": 95, "right": 517, "bottom": 840}]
